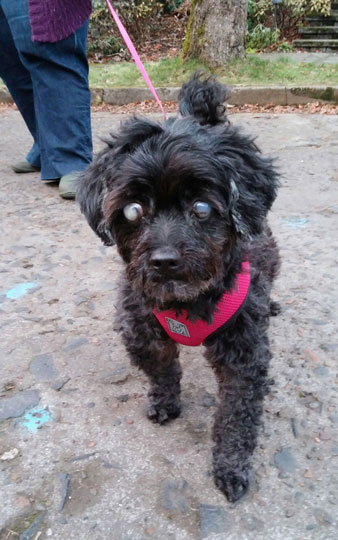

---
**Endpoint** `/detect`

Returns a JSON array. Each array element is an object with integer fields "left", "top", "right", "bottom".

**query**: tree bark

[{"left": 183, "top": 0, "right": 248, "bottom": 67}]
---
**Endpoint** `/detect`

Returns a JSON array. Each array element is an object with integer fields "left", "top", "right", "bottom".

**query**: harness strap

[{"left": 153, "top": 260, "right": 250, "bottom": 346}]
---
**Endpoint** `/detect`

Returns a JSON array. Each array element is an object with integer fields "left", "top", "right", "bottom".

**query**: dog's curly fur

[{"left": 77, "top": 73, "right": 281, "bottom": 503}]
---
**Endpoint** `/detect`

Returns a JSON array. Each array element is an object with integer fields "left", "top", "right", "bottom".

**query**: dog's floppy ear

[
  {"left": 77, "top": 150, "right": 114, "bottom": 246},
  {"left": 219, "top": 136, "right": 280, "bottom": 239},
  {"left": 228, "top": 178, "right": 249, "bottom": 238},
  {"left": 77, "top": 117, "right": 164, "bottom": 245}
]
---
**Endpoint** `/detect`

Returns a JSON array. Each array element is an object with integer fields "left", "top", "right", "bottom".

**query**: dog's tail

[{"left": 178, "top": 71, "right": 229, "bottom": 126}]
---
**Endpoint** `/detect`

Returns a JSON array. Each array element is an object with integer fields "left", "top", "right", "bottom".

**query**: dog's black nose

[{"left": 150, "top": 248, "right": 181, "bottom": 273}]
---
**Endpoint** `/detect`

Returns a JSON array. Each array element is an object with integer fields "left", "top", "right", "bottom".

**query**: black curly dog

[{"left": 77, "top": 73, "right": 280, "bottom": 503}]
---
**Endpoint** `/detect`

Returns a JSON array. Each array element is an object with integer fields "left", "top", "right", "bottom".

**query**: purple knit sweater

[{"left": 29, "top": 0, "right": 92, "bottom": 42}]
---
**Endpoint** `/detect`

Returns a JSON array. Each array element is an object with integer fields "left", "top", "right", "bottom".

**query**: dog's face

[
  {"left": 104, "top": 141, "right": 235, "bottom": 305},
  {"left": 78, "top": 116, "right": 278, "bottom": 307}
]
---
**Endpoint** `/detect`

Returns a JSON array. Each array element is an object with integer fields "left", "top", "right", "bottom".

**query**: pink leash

[{"left": 105, "top": 0, "right": 167, "bottom": 119}]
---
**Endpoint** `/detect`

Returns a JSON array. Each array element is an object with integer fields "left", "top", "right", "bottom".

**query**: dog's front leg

[
  {"left": 121, "top": 318, "right": 181, "bottom": 424},
  {"left": 205, "top": 338, "right": 271, "bottom": 503},
  {"left": 117, "top": 285, "right": 182, "bottom": 424},
  {"left": 140, "top": 339, "right": 182, "bottom": 425}
]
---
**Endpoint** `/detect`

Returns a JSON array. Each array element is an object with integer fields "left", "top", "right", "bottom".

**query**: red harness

[{"left": 153, "top": 260, "right": 250, "bottom": 346}]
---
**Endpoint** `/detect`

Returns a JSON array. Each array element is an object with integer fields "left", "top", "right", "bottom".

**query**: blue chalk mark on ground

[
  {"left": 20, "top": 407, "right": 52, "bottom": 431},
  {"left": 6, "top": 282, "right": 39, "bottom": 299},
  {"left": 283, "top": 217, "right": 308, "bottom": 229}
]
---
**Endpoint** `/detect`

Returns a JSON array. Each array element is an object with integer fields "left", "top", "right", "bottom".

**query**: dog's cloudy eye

[
  {"left": 123, "top": 203, "right": 143, "bottom": 222},
  {"left": 192, "top": 201, "right": 211, "bottom": 219}
]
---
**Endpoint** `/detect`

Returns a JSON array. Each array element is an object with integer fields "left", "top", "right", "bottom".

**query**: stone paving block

[
  {"left": 0, "top": 390, "right": 40, "bottom": 421},
  {"left": 29, "top": 354, "right": 59, "bottom": 380},
  {"left": 200, "top": 504, "right": 231, "bottom": 538}
]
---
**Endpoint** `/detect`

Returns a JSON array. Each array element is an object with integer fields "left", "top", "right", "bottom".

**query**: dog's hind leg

[{"left": 204, "top": 333, "right": 272, "bottom": 502}]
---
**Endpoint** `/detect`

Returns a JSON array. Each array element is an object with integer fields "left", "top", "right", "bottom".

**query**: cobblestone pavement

[{"left": 0, "top": 109, "right": 338, "bottom": 540}]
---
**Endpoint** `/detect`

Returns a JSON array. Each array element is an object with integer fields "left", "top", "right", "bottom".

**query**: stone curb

[
  {"left": 1, "top": 85, "right": 338, "bottom": 107},
  {"left": 96, "top": 85, "right": 338, "bottom": 106}
]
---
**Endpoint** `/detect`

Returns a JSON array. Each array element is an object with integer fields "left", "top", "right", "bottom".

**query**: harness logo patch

[{"left": 165, "top": 317, "right": 190, "bottom": 338}]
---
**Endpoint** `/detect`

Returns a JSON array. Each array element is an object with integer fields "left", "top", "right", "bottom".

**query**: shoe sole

[
  {"left": 59, "top": 192, "right": 75, "bottom": 200},
  {"left": 12, "top": 166, "right": 41, "bottom": 173}
]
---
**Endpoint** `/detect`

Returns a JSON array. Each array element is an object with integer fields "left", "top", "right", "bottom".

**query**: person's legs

[
  {"left": 28, "top": 21, "right": 93, "bottom": 180},
  {"left": 0, "top": 4, "right": 40, "bottom": 168},
  {"left": 2, "top": 0, "right": 92, "bottom": 181}
]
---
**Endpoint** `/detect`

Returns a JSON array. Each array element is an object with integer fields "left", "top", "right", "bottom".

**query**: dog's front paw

[
  {"left": 147, "top": 395, "right": 181, "bottom": 424},
  {"left": 213, "top": 468, "right": 249, "bottom": 503}
]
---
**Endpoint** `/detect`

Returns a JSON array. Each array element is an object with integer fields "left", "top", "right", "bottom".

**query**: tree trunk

[{"left": 183, "top": 0, "right": 248, "bottom": 67}]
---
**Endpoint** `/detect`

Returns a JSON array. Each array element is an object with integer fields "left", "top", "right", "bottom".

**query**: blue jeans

[{"left": 0, "top": 0, "right": 92, "bottom": 180}]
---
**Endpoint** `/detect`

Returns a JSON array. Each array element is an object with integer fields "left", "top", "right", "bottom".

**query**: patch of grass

[
  {"left": 89, "top": 55, "right": 338, "bottom": 88},
  {"left": 89, "top": 57, "right": 207, "bottom": 88},
  {"left": 224, "top": 56, "right": 338, "bottom": 86}
]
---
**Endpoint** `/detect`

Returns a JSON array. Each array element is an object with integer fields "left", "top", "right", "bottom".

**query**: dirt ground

[{"left": 0, "top": 109, "right": 338, "bottom": 540}]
